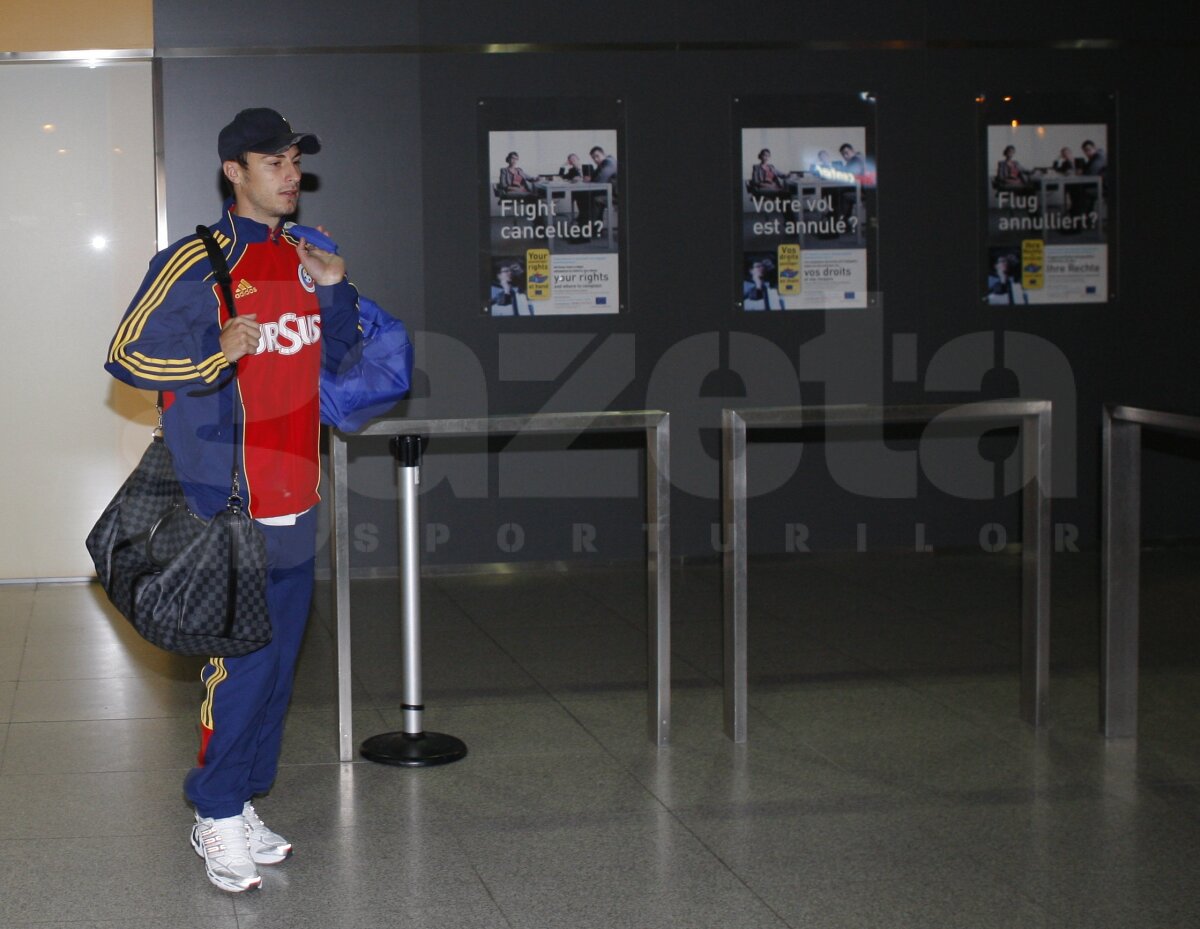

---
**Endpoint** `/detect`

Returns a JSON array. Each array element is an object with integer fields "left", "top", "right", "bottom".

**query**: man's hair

[
  {"left": 840, "top": 143, "right": 853, "bottom": 153},
  {"left": 590, "top": 146, "right": 605, "bottom": 156},
  {"left": 1081, "top": 139, "right": 1096, "bottom": 149}
]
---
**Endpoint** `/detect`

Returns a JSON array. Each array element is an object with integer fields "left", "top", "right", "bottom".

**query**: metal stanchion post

[{"left": 360, "top": 435, "right": 468, "bottom": 767}]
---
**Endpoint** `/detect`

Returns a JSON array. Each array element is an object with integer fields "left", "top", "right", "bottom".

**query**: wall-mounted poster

[
  {"left": 979, "top": 93, "right": 1116, "bottom": 305},
  {"left": 734, "top": 94, "right": 879, "bottom": 311},
  {"left": 479, "top": 98, "right": 625, "bottom": 316}
]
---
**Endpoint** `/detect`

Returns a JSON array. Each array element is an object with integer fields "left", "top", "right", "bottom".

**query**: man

[
  {"left": 558, "top": 152, "right": 583, "bottom": 182},
  {"left": 1072, "top": 139, "right": 1107, "bottom": 221},
  {"left": 582, "top": 145, "right": 618, "bottom": 235},
  {"left": 985, "top": 253, "right": 1028, "bottom": 305},
  {"left": 1080, "top": 139, "right": 1107, "bottom": 176},
  {"left": 837, "top": 143, "right": 866, "bottom": 178},
  {"left": 558, "top": 153, "right": 588, "bottom": 221},
  {"left": 743, "top": 258, "right": 786, "bottom": 310},
  {"left": 104, "top": 108, "right": 361, "bottom": 893},
  {"left": 490, "top": 261, "right": 533, "bottom": 315}
]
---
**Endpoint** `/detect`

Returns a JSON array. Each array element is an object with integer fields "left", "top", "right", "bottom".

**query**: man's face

[
  {"left": 840, "top": 146, "right": 854, "bottom": 160},
  {"left": 1082, "top": 143, "right": 1095, "bottom": 157},
  {"left": 226, "top": 146, "right": 302, "bottom": 226},
  {"left": 750, "top": 262, "right": 765, "bottom": 282},
  {"left": 591, "top": 150, "right": 603, "bottom": 165}
]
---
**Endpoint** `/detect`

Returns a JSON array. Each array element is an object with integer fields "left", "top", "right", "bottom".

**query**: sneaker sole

[{"left": 251, "top": 844, "right": 292, "bottom": 865}]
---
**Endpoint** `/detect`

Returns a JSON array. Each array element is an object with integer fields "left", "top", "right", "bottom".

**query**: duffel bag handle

[{"left": 145, "top": 503, "right": 203, "bottom": 568}]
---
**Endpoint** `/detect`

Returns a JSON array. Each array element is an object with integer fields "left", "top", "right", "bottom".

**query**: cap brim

[{"left": 248, "top": 132, "right": 321, "bottom": 155}]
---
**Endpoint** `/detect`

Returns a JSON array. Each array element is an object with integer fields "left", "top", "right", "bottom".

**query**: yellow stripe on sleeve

[{"left": 109, "top": 239, "right": 232, "bottom": 382}]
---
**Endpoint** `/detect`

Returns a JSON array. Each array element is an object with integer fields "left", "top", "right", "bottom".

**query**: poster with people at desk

[
  {"left": 735, "top": 95, "right": 879, "bottom": 311},
  {"left": 981, "top": 96, "right": 1115, "bottom": 305},
  {"left": 479, "top": 99, "right": 623, "bottom": 316}
]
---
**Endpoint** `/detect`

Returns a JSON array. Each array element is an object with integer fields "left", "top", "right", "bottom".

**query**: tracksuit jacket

[{"left": 106, "top": 200, "right": 360, "bottom": 519}]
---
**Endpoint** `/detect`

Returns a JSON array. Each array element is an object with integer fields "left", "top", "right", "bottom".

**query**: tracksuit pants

[{"left": 184, "top": 508, "right": 317, "bottom": 819}]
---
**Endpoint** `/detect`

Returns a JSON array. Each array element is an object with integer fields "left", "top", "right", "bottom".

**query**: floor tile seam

[
  {"left": 443, "top": 822, "right": 806, "bottom": 925},
  {"left": 6, "top": 711, "right": 196, "bottom": 724},
  {"left": 433, "top": 583, "right": 720, "bottom": 707},
  {"left": 648, "top": 802, "right": 802, "bottom": 929},
  {"left": 544, "top": 690, "right": 678, "bottom": 786},
  {"left": 729, "top": 698, "right": 943, "bottom": 801},
  {"left": 6, "top": 610, "right": 36, "bottom": 683},
  {"left": 0, "top": 765, "right": 193, "bottom": 779},
  {"left": 436, "top": 592, "right": 637, "bottom": 631},
  {"left": 817, "top": 556, "right": 1028, "bottom": 635},
  {"left": 561, "top": 570, "right": 660, "bottom": 634},
  {"left": 663, "top": 789, "right": 941, "bottom": 822},
  {"left": 744, "top": 648, "right": 969, "bottom": 720},
  {"left": 670, "top": 649, "right": 721, "bottom": 687},
  {"left": 441, "top": 822, "right": 520, "bottom": 929},
  {"left": 866, "top": 663, "right": 1044, "bottom": 752},
  {"left": 12, "top": 674, "right": 207, "bottom": 685},
  {"left": 737, "top": 606, "right": 917, "bottom": 679},
  {"left": 10, "top": 669, "right": 207, "bottom": 683}
]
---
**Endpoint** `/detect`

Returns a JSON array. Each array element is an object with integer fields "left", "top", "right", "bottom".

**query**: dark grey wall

[{"left": 153, "top": 1, "right": 1200, "bottom": 569}]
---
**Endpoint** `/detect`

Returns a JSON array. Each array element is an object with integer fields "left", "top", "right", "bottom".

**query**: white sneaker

[
  {"left": 191, "top": 814, "right": 261, "bottom": 893},
  {"left": 243, "top": 800, "right": 293, "bottom": 864}
]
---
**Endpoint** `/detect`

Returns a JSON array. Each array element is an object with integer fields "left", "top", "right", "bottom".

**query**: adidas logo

[{"left": 235, "top": 279, "right": 258, "bottom": 298}]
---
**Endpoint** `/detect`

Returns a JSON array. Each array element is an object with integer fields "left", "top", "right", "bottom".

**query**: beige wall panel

[{"left": 0, "top": 0, "right": 152, "bottom": 52}]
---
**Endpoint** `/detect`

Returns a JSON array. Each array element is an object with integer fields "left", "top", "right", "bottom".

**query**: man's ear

[{"left": 222, "top": 160, "right": 240, "bottom": 186}]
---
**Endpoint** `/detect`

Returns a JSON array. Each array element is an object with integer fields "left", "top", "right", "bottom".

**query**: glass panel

[{"left": 0, "top": 60, "right": 157, "bottom": 578}]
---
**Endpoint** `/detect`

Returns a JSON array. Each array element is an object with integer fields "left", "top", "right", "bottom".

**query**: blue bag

[{"left": 320, "top": 296, "right": 413, "bottom": 432}]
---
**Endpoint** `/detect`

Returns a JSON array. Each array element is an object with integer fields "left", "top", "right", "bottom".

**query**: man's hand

[
  {"left": 296, "top": 226, "right": 346, "bottom": 286},
  {"left": 220, "top": 313, "right": 260, "bottom": 364}
]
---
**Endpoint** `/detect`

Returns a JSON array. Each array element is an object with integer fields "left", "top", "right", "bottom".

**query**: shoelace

[
  {"left": 244, "top": 803, "right": 267, "bottom": 834},
  {"left": 199, "top": 821, "right": 246, "bottom": 855}
]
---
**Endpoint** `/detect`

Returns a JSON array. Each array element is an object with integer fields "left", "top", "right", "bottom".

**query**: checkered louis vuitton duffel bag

[{"left": 86, "top": 435, "right": 271, "bottom": 657}]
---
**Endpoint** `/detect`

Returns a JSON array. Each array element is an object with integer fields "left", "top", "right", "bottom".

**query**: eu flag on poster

[
  {"left": 596, "top": 296, "right": 607, "bottom": 305},
  {"left": 1086, "top": 286, "right": 1097, "bottom": 294},
  {"left": 844, "top": 292, "right": 856, "bottom": 299}
]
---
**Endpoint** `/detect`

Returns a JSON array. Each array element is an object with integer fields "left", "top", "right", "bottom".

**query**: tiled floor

[{"left": 1, "top": 547, "right": 1198, "bottom": 928}]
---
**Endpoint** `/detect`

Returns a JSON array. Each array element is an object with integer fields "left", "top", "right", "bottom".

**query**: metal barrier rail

[
  {"left": 721, "top": 400, "right": 1053, "bottom": 742},
  {"left": 1102, "top": 404, "right": 1200, "bottom": 738},
  {"left": 328, "top": 411, "right": 672, "bottom": 759}
]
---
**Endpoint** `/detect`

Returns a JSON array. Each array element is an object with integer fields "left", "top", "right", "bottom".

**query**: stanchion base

[{"left": 360, "top": 731, "right": 468, "bottom": 767}]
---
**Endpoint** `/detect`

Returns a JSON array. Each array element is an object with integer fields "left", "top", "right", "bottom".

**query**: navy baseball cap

[{"left": 218, "top": 108, "right": 321, "bottom": 162}]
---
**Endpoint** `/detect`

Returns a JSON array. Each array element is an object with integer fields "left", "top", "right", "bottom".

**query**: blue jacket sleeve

[
  {"left": 104, "top": 235, "right": 230, "bottom": 390},
  {"left": 318, "top": 279, "right": 361, "bottom": 377}
]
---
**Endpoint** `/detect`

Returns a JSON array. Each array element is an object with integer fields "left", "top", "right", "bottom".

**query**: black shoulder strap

[
  {"left": 194, "top": 225, "right": 246, "bottom": 507},
  {"left": 158, "top": 226, "right": 236, "bottom": 416},
  {"left": 196, "top": 225, "right": 238, "bottom": 319}
]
